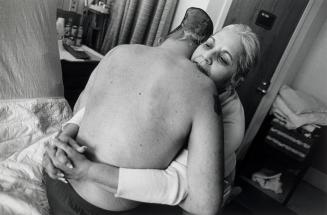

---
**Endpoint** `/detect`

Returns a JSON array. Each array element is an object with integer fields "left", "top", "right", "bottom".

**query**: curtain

[{"left": 100, "top": 0, "right": 178, "bottom": 54}]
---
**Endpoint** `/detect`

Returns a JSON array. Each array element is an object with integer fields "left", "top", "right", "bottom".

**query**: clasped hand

[{"left": 43, "top": 132, "right": 91, "bottom": 183}]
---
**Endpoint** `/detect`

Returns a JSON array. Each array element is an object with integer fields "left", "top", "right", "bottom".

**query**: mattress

[{"left": 0, "top": 98, "right": 72, "bottom": 215}]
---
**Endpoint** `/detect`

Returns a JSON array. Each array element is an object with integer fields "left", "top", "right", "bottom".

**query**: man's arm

[{"left": 179, "top": 86, "right": 224, "bottom": 215}]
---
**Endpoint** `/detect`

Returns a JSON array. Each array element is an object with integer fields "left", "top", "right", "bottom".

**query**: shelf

[
  {"left": 88, "top": 7, "right": 109, "bottom": 15},
  {"left": 82, "top": 8, "right": 110, "bottom": 52},
  {"left": 266, "top": 138, "right": 307, "bottom": 162},
  {"left": 239, "top": 116, "right": 324, "bottom": 206},
  {"left": 270, "top": 119, "right": 317, "bottom": 144},
  {"left": 235, "top": 176, "right": 297, "bottom": 215}
]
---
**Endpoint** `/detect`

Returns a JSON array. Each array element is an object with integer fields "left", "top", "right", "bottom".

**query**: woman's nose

[{"left": 203, "top": 52, "right": 213, "bottom": 65}]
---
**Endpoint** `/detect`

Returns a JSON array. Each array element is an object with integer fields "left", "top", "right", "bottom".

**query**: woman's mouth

[
  {"left": 195, "top": 62, "right": 209, "bottom": 76},
  {"left": 192, "top": 56, "right": 210, "bottom": 76}
]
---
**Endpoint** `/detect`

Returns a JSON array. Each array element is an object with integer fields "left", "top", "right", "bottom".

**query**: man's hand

[{"left": 50, "top": 139, "right": 92, "bottom": 181}]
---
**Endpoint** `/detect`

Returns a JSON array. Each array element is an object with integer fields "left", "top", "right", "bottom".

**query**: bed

[
  {"left": 0, "top": 1, "right": 71, "bottom": 214},
  {"left": 0, "top": 98, "right": 72, "bottom": 215}
]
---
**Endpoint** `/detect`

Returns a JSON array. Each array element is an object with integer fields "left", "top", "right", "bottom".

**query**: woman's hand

[
  {"left": 43, "top": 147, "right": 68, "bottom": 183},
  {"left": 43, "top": 127, "right": 86, "bottom": 183},
  {"left": 50, "top": 139, "right": 92, "bottom": 182}
]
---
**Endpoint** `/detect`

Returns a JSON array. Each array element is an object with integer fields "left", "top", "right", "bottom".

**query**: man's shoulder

[
  {"left": 118, "top": 44, "right": 148, "bottom": 50},
  {"left": 195, "top": 76, "right": 218, "bottom": 97},
  {"left": 106, "top": 44, "right": 150, "bottom": 57},
  {"left": 188, "top": 76, "right": 218, "bottom": 113}
]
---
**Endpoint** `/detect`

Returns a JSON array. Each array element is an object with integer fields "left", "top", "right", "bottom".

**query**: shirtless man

[{"left": 44, "top": 8, "right": 222, "bottom": 215}]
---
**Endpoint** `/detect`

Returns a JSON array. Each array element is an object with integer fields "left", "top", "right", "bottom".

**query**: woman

[{"left": 45, "top": 24, "right": 259, "bottom": 214}]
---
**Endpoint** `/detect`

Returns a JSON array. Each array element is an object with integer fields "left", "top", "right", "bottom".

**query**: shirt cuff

[{"left": 62, "top": 107, "right": 85, "bottom": 129}]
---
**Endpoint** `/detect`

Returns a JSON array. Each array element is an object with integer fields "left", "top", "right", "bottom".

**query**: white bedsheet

[{"left": 0, "top": 98, "right": 72, "bottom": 215}]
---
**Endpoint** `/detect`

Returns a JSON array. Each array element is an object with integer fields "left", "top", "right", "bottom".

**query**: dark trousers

[{"left": 44, "top": 173, "right": 182, "bottom": 215}]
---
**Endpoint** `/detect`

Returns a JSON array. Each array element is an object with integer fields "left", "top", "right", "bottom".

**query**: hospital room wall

[
  {"left": 290, "top": 18, "right": 327, "bottom": 192},
  {"left": 291, "top": 19, "right": 327, "bottom": 106}
]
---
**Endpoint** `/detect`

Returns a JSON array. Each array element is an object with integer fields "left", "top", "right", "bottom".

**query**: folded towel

[
  {"left": 271, "top": 96, "right": 327, "bottom": 129},
  {"left": 266, "top": 136, "right": 307, "bottom": 160},
  {"left": 252, "top": 169, "right": 283, "bottom": 194}
]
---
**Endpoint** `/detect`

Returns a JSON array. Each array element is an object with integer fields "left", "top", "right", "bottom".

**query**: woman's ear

[{"left": 230, "top": 72, "right": 244, "bottom": 88}]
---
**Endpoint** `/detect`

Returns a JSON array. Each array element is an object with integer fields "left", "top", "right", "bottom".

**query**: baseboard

[{"left": 303, "top": 167, "right": 327, "bottom": 193}]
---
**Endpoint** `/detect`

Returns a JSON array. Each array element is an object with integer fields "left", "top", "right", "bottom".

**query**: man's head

[
  {"left": 191, "top": 24, "right": 260, "bottom": 89},
  {"left": 157, "top": 7, "right": 213, "bottom": 47}
]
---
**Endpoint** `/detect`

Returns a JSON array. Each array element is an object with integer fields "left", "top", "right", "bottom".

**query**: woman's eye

[
  {"left": 203, "top": 43, "right": 211, "bottom": 48},
  {"left": 218, "top": 56, "right": 229, "bottom": 65}
]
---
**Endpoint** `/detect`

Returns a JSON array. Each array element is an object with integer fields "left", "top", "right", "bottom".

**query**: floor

[
  {"left": 287, "top": 181, "right": 327, "bottom": 215},
  {"left": 222, "top": 180, "right": 327, "bottom": 215}
]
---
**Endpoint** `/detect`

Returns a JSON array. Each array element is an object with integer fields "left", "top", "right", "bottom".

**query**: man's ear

[{"left": 154, "top": 37, "right": 164, "bottom": 47}]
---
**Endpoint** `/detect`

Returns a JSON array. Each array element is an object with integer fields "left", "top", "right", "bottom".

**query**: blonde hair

[{"left": 220, "top": 24, "right": 260, "bottom": 87}]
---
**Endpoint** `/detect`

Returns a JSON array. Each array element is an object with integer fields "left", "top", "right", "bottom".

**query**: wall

[
  {"left": 290, "top": 18, "right": 327, "bottom": 191},
  {"left": 58, "top": 0, "right": 230, "bottom": 32},
  {"left": 291, "top": 19, "right": 327, "bottom": 105}
]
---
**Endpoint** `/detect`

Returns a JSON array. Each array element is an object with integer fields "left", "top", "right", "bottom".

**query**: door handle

[
  {"left": 256, "top": 87, "right": 267, "bottom": 95},
  {"left": 256, "top": 81, "right": 269, "bottom": 95}
]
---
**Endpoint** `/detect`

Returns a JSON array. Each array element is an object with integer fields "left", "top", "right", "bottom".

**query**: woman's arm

[
  {"left": 43, "top": 108, "right": 86, "bottom": 181},
  {"left": 115, "top": 150, "right": 188, "bottom": 205},
  {"left": 50, "top": 139, "right": 189, "bottom": 205}
]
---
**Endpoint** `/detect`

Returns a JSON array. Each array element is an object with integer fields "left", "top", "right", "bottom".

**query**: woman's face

[{"left": 191, "top": 29, "right": 242, "bottom": 89}]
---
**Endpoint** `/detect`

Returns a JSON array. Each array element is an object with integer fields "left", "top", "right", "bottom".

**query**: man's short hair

[{"left": 167, "top": 7, "right": 213, "bottom": 46}]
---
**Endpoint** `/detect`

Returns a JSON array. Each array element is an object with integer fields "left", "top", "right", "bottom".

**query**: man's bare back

[{"left": 69, "top": 44, "right": 217, "bottom": 211}]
